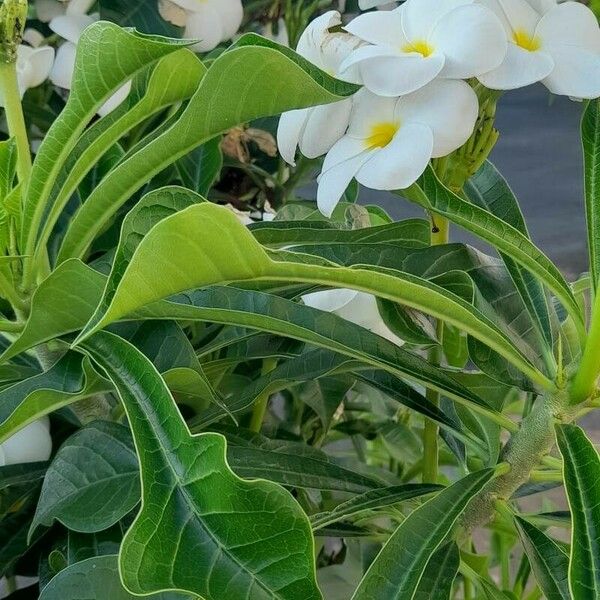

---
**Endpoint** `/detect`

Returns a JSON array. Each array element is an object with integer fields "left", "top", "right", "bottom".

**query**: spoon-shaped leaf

[{"left": 80, "top": 331, "right": 322, "bottom": 599}]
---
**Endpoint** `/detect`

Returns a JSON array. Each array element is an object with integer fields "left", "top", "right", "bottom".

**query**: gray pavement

[{"left": 370, "top": 84, "right": 588, "bottom": 280}]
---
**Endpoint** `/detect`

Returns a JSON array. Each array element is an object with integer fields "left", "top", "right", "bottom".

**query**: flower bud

[{"left": 0, "top": 0, "right": 27, "bottom": 64}]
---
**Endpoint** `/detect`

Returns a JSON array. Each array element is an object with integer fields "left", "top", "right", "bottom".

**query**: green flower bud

[{"left": 0, "top": 0, "right": 27, "bottom": 64}]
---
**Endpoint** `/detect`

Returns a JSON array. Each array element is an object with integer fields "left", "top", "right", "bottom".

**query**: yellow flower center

[
  {"left": 512, "top": 29, "right": 541, "bottom": 52},
  {"left": 402, "top": 39, "right": 434, "bottom": 58},
  {"left": 365, "top": 122, "right": 399, "bottom": 149}
]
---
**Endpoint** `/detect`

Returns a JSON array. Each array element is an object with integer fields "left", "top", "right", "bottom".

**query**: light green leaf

[
  {"left": 351, "top": 469, "right": 496, "bottom": 600},
  {"left": 80, "top": 331, "right": 322, "bottom": 599},
  {"left": 56, "top": 34, "right": 360, "bottom": 262},
  {"left": 583, "top": 99, "right": 600, "bottom": 291},
  {"left": 556, "top": 423, "right": 600, "bottom": 599},
  {"left": 79, "top": 203, "right": 552, "bottom": 392},
  {"left": 36, "top": 50, "right": 205, "bottom": 255},
  {"left": 310, "top": 484, "right": 442, "bottom": 530},
  {"left": 405, "top": 167, "right": 584, "bottom": 341},
  {"left": 515, "top": 516, "right": 570, "bottom": 600},
  {"left": 39, "top": 555, "right": 190, "bottom": 600},
  {"left": 31, "top": 421, "right": 140, "bottom": 535},
  {"left": 0, "top": 138, "right": 17, "bottom": 199},
  {"left": 23, "top": 21, "right": 189, "bottom": 258}
]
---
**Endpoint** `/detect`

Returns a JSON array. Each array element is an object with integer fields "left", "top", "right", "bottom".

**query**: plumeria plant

[{"left": 1, "top": 0, "right": 600, "bottom": 598}]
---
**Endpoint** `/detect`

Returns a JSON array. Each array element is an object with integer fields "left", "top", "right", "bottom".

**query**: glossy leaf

[
  {"left": 56, "top": 34, "right": 360, "bottom": 262},
  {"left": 413, "top": 542, "right": 460, "bottom": 600},
  {"left": 556, "top": 423, "right": 600, "bottom": 599},
  {"left": 78, "top": 203, "right": 551, "bottom": 391},
  {"left": 583, "top": 99, "right": 600, "bottom": 291},
  {"left": 31, "top": 421, "right": 140, "bottom": 535},
  {"left": 352, "top": 468, "right": 495, "bottom": 600},
  {"left": 514, "top": 516, "right": 570, "bottom": 600},
  {"left": 80, "top": 331, "right": 321, "bottom": 599}
]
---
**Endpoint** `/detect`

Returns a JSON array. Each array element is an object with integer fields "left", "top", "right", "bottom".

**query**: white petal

[
  {"left": 158, "top": 0, "right": 188, "bottom": 27},
  {"left": 209, "top": 0, "right": 243, "bottom": 40},
  {"left": 431, "top": 4, "right": 508, "bottom": 79},
  {"left": 321, "top": 34, "right": 363, "bottom": 81},
  {"left": 401, "top": 0, "right": 474, "bottom": 40},
  {"left": 359, "top": 0, "right": 397, "bottom": 9},
  {"left": 302, "top": 288, "right": 359, "bottom": 313},
  {"left": 478, "top": 43, "right": 554, "bottom": 89},
  {"left": 322, "top": 135, "right": 369, "bottom": 172},
  {"left": 494, "top": 0, "right": 541, "bottom": 32},
  {"left": 23, "top": 28, "right": 45, "bottom": 48},
  {"left": 536, "top": 2, "right": 600, "bottom": 52},
  {"left": 342, "top": 45, "right": 444, "bottom": 96},
  {"left": 168, "top": 0, "right": 206, "bottom": 11},
  {"left": 318, "top": 147, "right": 373, "bottom": 217},
  {"left": 346, "top": 89, "right": 397, "bottom": 139},
  {"left": 371, "top": 319, "right": 405, "bottom": 346},
  {"left": 66, "top": 0, "right": 96, "bottom": 15},
  {"left": 185, "top": 7, "right": 224, "bottom": 52},
  {"left": 49, "top": 41, "right": 77, "bottom": 89},
  {"left": 1, "top": 419, "right": 52, "bottom": 465},
  {"left": 343, "top": 10, "right": 405, "bottom": 47},
  {"left": 36, "top": 0, "right": 66, "bottom": 22},
  {"left": 297, "top": 11, "right": 342, "bottom": 65},
  {"left": 356, "top": 122, "right": 433, "bottom": 190},
  {"left": 277, "top": 109, "right": 309, "bottom": 166},
  {"left": 97, "top": 81, "right": 132, "bottom": 117},
  {"left": 528, "top": 0, "right": 557, "bottom": 14},
  {"left": 397, "top": 79, "right": 478, "bottom": 157},
  {"left": 49, "top": 14, "right": 96, "bottom": 43},
  {"left": 542, "top": 45, "right": 600, "bottom": 99},
  {"left": 299, "top": 100, "right": 352, "bottom": 159},
  {"left": 23, "top": 46, "right": 55, "bottom": 89}
]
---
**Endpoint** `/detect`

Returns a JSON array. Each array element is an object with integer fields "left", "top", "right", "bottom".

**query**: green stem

[
  {"left": 0, "top": 60, "right": 31, "bottom": 183},
  {"left": 249, "top": 358, "right": 278, "bottom": 432},
  {"left": 571, "top": 290, "right": 600, "bottom": 404},
  {"left": 422, "top": 215, "right": 450, "bottom": 484}
]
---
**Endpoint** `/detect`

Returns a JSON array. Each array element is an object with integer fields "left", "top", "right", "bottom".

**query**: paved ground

[{"left": 371, "top": 84, "right": 588, "bottom": 280}]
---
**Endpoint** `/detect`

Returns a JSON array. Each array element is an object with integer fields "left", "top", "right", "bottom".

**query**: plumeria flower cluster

[{"left": 278, "top": 0, "right": 600, "bottom": 217}]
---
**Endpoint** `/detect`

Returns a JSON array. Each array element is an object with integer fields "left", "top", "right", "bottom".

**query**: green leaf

[
  {"left": 79, "top": 203, "right": 552, "bottom": 392},
  {"left": 310, "top": 484, "right": 441, "bottom": 530},
  {"left": 36, "top": 50, "right": 205, "bottom": 255},
  {"left": 56, "top": 34, "right": 360, "bottom": 262},
  {"left": 583, "top": 99, "right": 600, "bottom": 291},
  {"left": 31, "top": 421, "right": 140, "bottom": 536},
  {"left": 23, "top": 22, "right": 189, "bottom": 258},
  {"left": 351, "top": 468, "right": 496, "bottom": 600},
  {"left": 80, "top": 331, "right": 322, "bottom": 599},
  {"left": 0, "top": 138, "right": 17, "bottom": 199},
  {"left": 514, "top": 516, "right": 570, "bottom": 600},
  {"left": 176, "top": 136, "right": 223, "bottom": 196},
  {"left": 556, "top": 423, "right": 600, "bottom": 599},
  {"left": 0, "top": 353, "right": 110, "bottom": 443},
  {"left": 405, "top": 167, "right": 584, "bottom": 341},
  {"left": 466, "top": 161, "right": 553, "bottom": 354},
  {"left": 413, "top": 542, "right": 460, "bottom": 600},
  {"left": 39, "top": 555, "right": 190, "bottom": 600}
]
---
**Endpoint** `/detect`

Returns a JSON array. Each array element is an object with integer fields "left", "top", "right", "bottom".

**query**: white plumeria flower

[
  {"left": 0, "top": 44, "right": 55, "bottom": 107},
  {"left": 159, "top": 0, "right": 244, "bottom": 53},
  {"left": 35, "top": 0, "right": 95, "bottom": 23},
  {"left": 478, "top": 0, "right": 600, "bottom": 98},
  {"left": 340, "top": 0, "right": 507, "bottom": 97},
  {"left": 49, "top": 12, "right": 132, "bottom": 116},
  {"left": 0, "top": 418, "right": 52, "bottom": 466},
  {"left": 277, "top": 11, "right": 362, "bottom": 167},
  {"left": 303, "top": 289, "right": 404, "bottom": 346},
  {"left": 317, "top": 79, "right": 478, "bottom": 217}
]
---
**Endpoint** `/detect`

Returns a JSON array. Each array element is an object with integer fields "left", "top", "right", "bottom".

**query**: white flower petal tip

[
  {"left": 0, "top": 418, "right": 52, "bottom": 466},
  {"left": 316, "top": 81, "right": 477, "bottom": 218},
  {"left": 342, "top": 0, "right": 507, "bottom": 95},
  {"left": 160, "top": 0, "right": 243, "bottom": 53},
  {"left": 478, "top": 0, "right": 600, "bottom": 98}
]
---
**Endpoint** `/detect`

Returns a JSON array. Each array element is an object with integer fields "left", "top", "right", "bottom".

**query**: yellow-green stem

[
  {"left": 249, "top": 358, "right": 278, "bottom": 432},
  {"left": 570, "top": 289, "right": 600, "bottom": 404},
  {"left": 0, "top": 61, "right": 31, "bottom": 183},
  {"left": 422, "top": 215, "right": 450, "bottom": 483}
]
